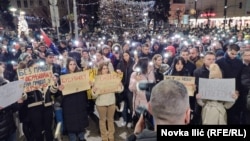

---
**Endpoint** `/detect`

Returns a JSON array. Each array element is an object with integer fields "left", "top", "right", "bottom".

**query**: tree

[
  {"left": 148, "top": 0, "right": 171, "bottom": 32},
  {"left": 0, "top": 0, "right": 15, "bottom": 29}
]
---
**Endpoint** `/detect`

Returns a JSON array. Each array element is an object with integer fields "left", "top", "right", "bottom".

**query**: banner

[
  {"left": 60, "top": 71, "right": 90, "bottom": 95},
  {"left": 17, "top": 65, "right": 53, "bottom": 92},
  {"left": 198, "top": 78, "right": 235, "bottom": 102},
  {"left": 94, "top": 72, "right": 122, "bottom": 95},
  {"left": 164, "top": 76, "right": 195, "bottom": 96},
  {"left": 0, "top": 80, "right": 24, "bottom": 108}
]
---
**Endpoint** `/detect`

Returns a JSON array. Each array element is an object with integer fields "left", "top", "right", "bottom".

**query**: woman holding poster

[
  {"left": 92, "top": 62, "right": 123, "bottom": 141},
  {"left": 60, "top": 57, "right": 89, "bottom": 141},
  {"left": 196, "top": 63, "right": 238, "bottom": 125}
]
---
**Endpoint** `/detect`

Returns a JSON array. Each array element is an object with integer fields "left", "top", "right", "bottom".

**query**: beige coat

[
  {"left": 92, "top": 84, "right": 123, "bottom": 106},
  {"left": 197, "top": 99, "right": 235, "bottom": 125}
]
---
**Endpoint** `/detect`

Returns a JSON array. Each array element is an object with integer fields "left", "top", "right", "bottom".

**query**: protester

[
  {"left": 116, "top": 51, "right": 135, "bottom": 127},
  {"left": 196, "top": 63, "right": 238, "bottom": 125},
  {"left": 59, "top": 57, "right": 89, "bottom": 141},
  {"left": 126, "top": 79, "right": 190, "bottom": 141},
  {"left": 129, "top": 57, "right": 155, "bottom": 127},
  {"left": 192, "top": 51, "right": 216, "bottom": 124},
  {"left": 165, "top": 56, "right": 190, "bottom": 76},
  {"left": 152, "top": 54, "right": 169, "bottom": 83},
  {"left": 0, "top": 76, "right": 24, "bottom": 141},
  {"left": 216, "top": 44, "right": 244, "bottom": 124},
  {"left": 92, "top": 62, "right": 124, "bottom": 141}
]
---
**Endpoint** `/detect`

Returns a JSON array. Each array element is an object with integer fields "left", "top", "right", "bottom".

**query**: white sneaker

[
  {"left": 121, "top": 122, "right": 127, "bottom": 127},
  {"left": 119, "top": 101, "right": 125, "bottom": 112},
  {"left": 127, "top": 122, "right": 132, "bottom": 128}
]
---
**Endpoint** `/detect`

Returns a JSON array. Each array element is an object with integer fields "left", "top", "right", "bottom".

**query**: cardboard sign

[
  {"left": 94, "top": 72, "right": 122, "bottom": 95},
  {"left": 17, "top": 65, "right": 53, "bottom": 92},
  {"left": 60, "top": 70, "right": 90, "bottom": 95},
  {"left": 0, "top": 80, "right": 24, "bottom": 108},
  {"left": 164, "top": 76, "right": 195, "bottom": 96},
  {"left": 198, "top": 78, "right": 235, "bottom": 102}
]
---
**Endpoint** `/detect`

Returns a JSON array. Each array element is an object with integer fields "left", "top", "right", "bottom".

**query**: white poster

[
  {"left": 0, "top": 80, "right": 25, "bottom": 108},
  {"left": 183, "top": 15, "right": 189, "bottom": 25},
  {"left": 198, "top": 78, "right": 235, "bottom": 102}
]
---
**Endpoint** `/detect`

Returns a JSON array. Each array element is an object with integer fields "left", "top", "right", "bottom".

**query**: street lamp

[
  {"left": 223, "top": 0, "right": 227, "bottom": 29},
  {"left": 20, "top": 11, "right": 25, "bottom": 15},
  {"left": 9, "top": 7, "right": 17, "bottom": 16},
  {"left": 195, "top": 0, "right": 197, "bottom": 25}
]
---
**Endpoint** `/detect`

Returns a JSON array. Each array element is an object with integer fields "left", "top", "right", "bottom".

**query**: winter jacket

[
  {"left": 26, "top": 90, "right": 44, "bottom": 108},
  {"left": 126, "top": 129, "right": 156, "bottom": 141},
  {"left": 116, "top": 57, "right": 135, "bottom": 88},
  {"left": 129, "top": 70, "right": 155, "bottom": 114},
  {"left": 0, "top": 102, "right": 21, "bottom": 140},
  {"left": 197, "top": 100, "right": 235, "bottom": 125}
]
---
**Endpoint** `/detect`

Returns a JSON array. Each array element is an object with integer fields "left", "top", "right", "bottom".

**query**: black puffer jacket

[
  {"left": 126, "top": 129, "right": 156, "bottom": 141},
  {"left": 0, "top": 102, "right": 20, "bottom": 140}
]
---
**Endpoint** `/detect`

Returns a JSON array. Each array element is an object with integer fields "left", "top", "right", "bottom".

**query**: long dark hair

[
  {"left": 135, "top": 57, "right": 149, "bottom": 75},
  {"left": 169, "top": 56, "right": 187, "bottom": 76},
  {"left": 66, "top": 57, "right": 81, "bottom": 73}
]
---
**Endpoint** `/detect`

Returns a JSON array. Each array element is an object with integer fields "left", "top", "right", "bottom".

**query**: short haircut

[
  {"left": 180, "top": 49, "right": 190, "bottom": 54},
  {"left": 227, "top": 44, "right": 240, "bottom": 52},
  {"left": 204, "top": 51, "right": 215, "bottom": 57},
  {"left": 150, "top": 80, "right": 189, "bottom": 123}
]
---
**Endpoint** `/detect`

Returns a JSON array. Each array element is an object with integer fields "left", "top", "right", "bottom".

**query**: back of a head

[
  {"left": 150, "top": 79, "right": 189, "bottom": 124},
  {"left": 209, "top": 63, "right": 222, "bottom": 79}
]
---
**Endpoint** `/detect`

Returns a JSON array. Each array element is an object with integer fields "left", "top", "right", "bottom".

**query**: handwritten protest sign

[
  {"left": 0, "top": 80, "right": 24, "bottom": 108},
  {"left": 198, "top": 78, "right": 235, "bottom": 102},
  {"left": 17, "top": 65, "right": 53, "bottom": 92},
  {"left": 94, "top": 72, "right": 122, "bottom": 95},
  {"left": 60, "top": 70, "right": 90, "bottom": 95},
  {"left": 164, "top": 76, "right": 195, "bottom": 96}
]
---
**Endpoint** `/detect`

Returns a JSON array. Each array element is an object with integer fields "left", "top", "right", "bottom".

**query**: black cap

[{"left": 45, "top": 51, "right": 55, "bottom": 57}]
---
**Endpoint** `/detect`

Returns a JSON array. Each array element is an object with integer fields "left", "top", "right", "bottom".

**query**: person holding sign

[
  {"left": 60, "top": 57, "right": 89, "bottom": 141},
  {"left": 21, "top": 59, "right": 59, "bottom": 141},
  {"left": 196, "top": 64, "right": 238, "bottom": 125},
  {"left": 0, "top": 76, "right": 24, "bottom": 141},
  {"left": 92, "top": 62, "right": 124, "bottom": 141}
]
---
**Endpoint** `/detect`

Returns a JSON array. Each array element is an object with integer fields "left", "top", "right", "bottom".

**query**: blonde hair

[{"left": 209, "top": 63, "right": 222, "bottom": 79}]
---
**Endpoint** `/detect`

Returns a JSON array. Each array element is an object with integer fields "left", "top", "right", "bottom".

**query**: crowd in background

[{"left": 0, "top": 25, "right": 250, "bottom": 141}]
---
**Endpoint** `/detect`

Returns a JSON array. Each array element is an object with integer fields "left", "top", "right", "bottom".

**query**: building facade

[{"left": 9, "top": 0, "right": 71, "bottom": 27}]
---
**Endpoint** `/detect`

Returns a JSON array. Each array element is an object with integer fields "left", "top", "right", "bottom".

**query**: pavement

[
  {"left": 18, "top": 116, "right": 133, "bottom": 141},
  {"left": 59, "top": 115, "right": 134, "bottom": 141}
]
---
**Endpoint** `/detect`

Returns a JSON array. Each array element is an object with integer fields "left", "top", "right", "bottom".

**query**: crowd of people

[{"left": 0, "top": 25, "right": 250, "bottom": 141}]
